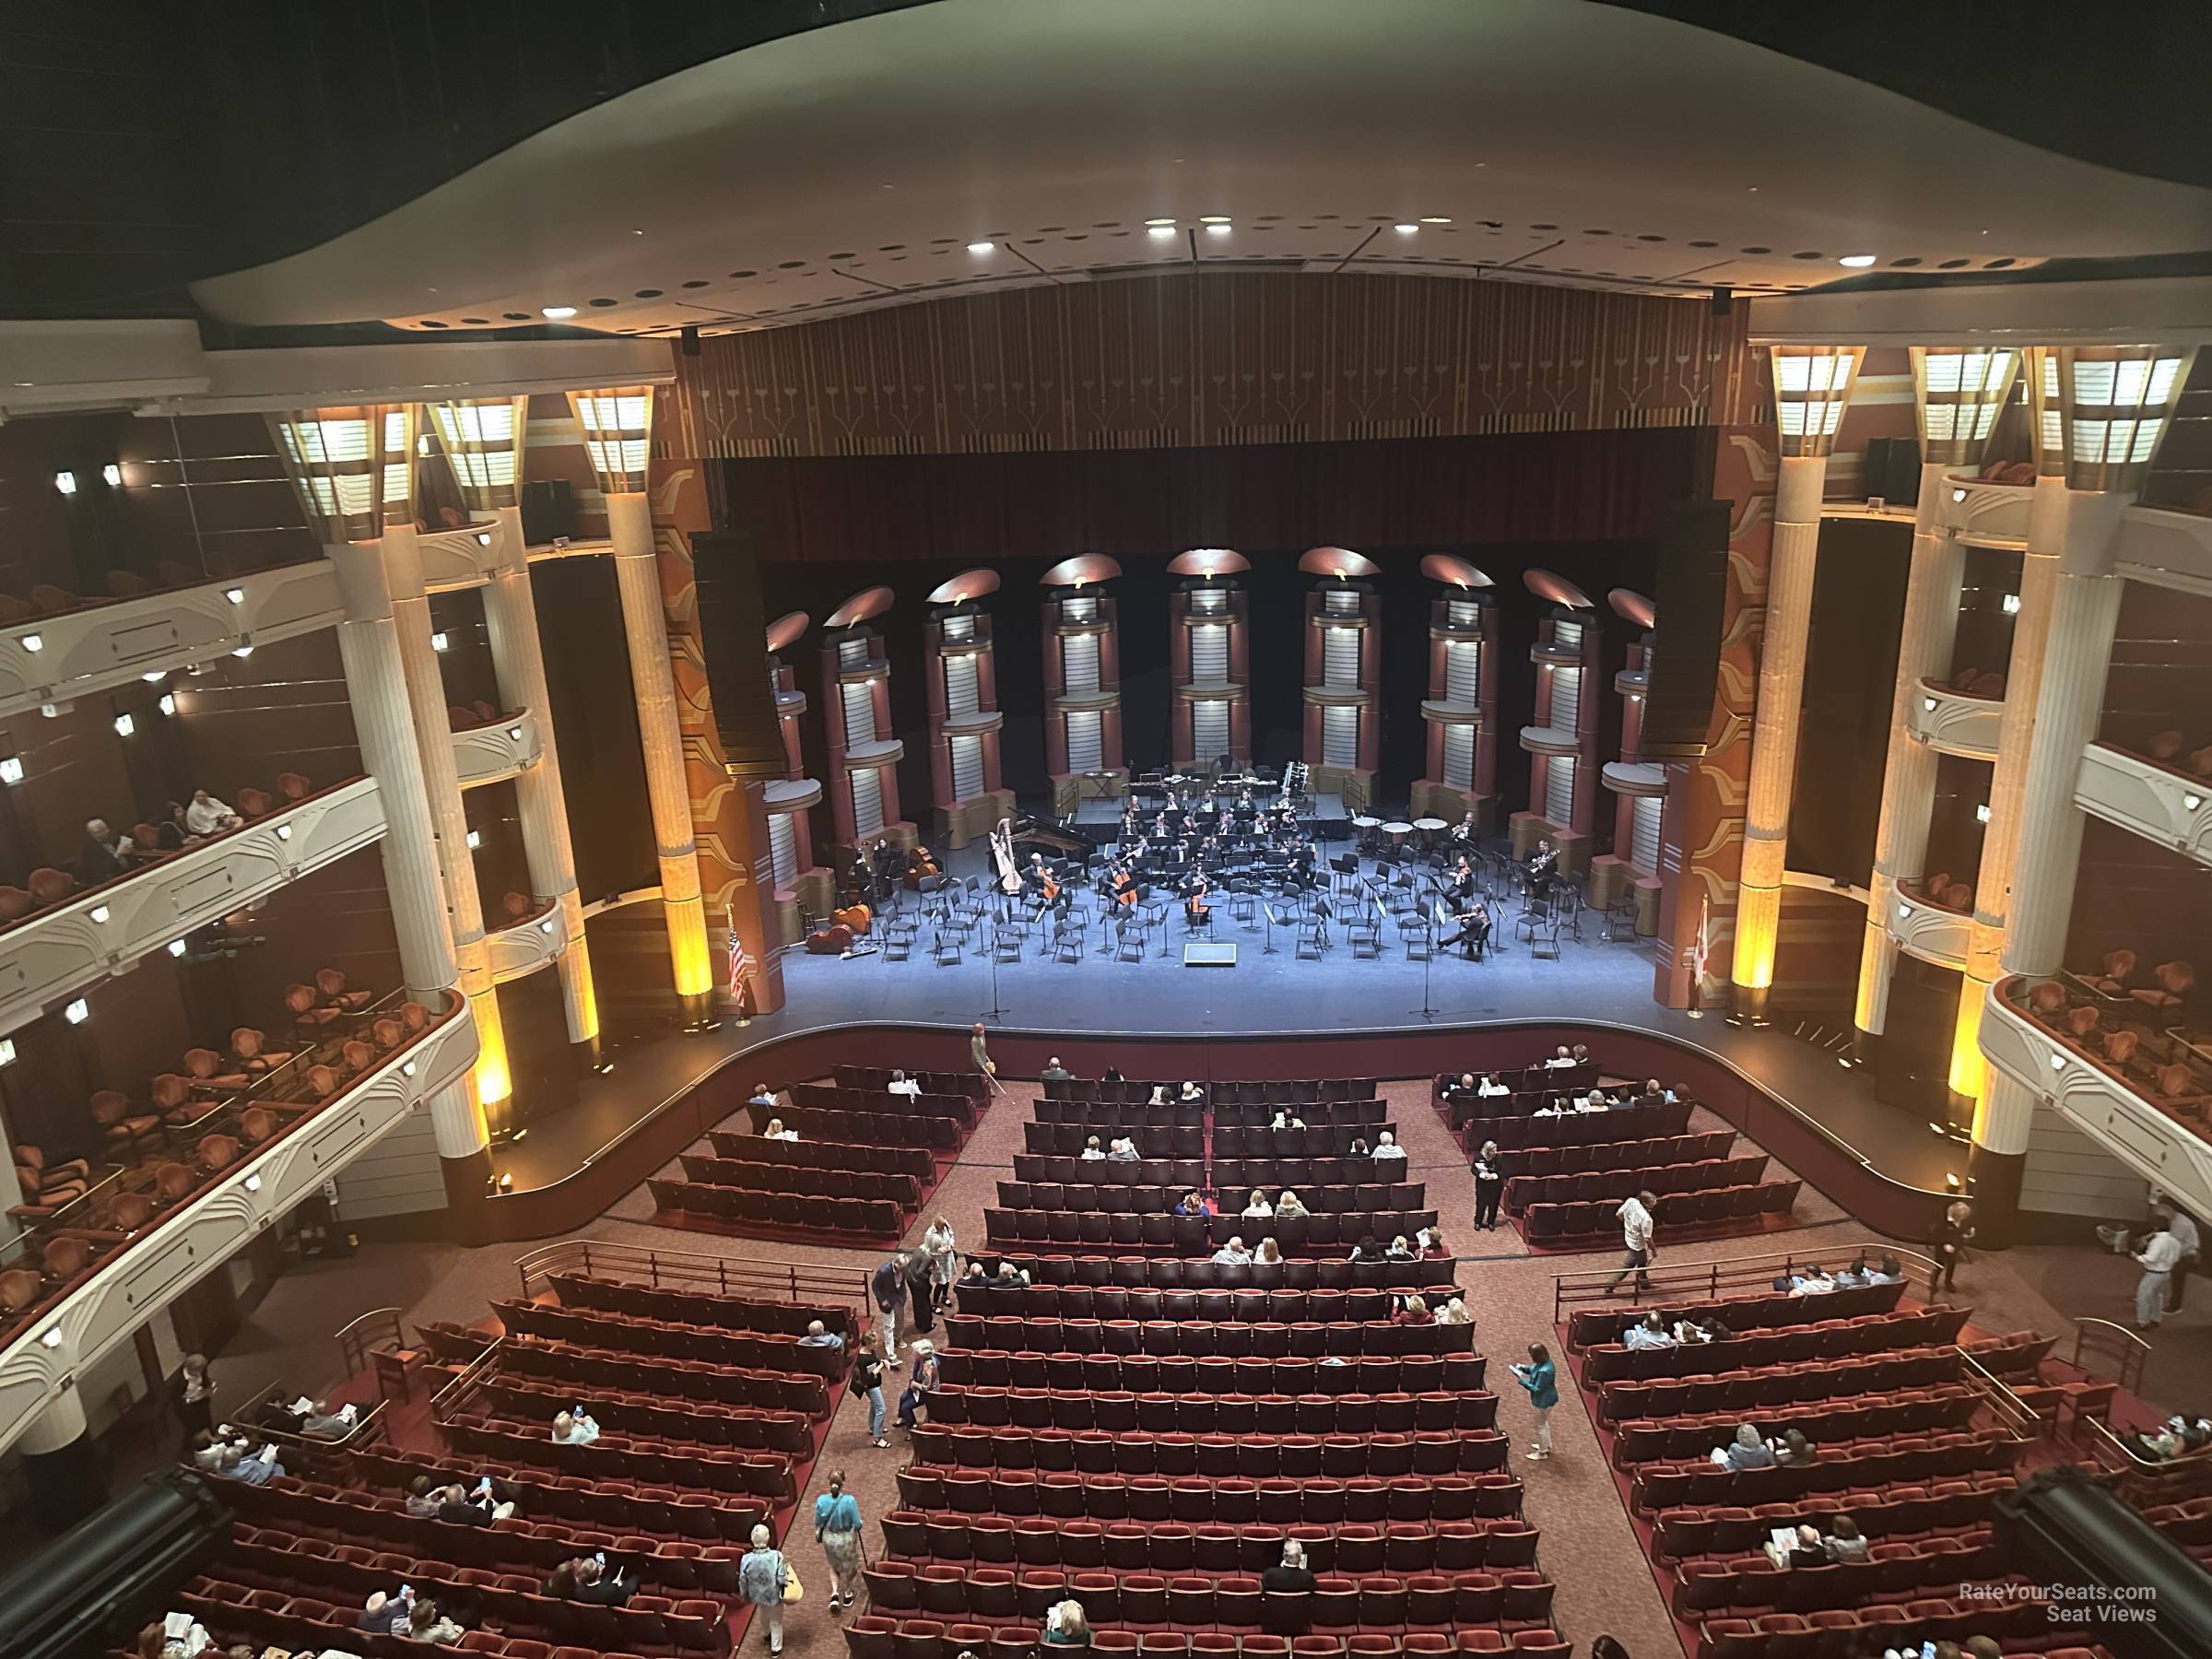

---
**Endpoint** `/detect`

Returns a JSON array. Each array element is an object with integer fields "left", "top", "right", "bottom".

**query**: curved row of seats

[
  {"left": 1699, "top": 1588, "right": 2057, "bottom": 1659},
  {"left": 794, "top": 1080, "right": 976, "bottom": 1126},
  {"left": 924, "top": 1389, "right": 1499, "bottom": 1441},
  {"left": 787, "top": 1103, "right": 954, "bottom": 1148},
  {"left": 897, "top": 1468, "right": 1526, "bottom": 1528},
  {"left": 708, "top": 1129, "right": 935, "bottom": 1181},
  {"left": 880, "top": 1512, "right": 1535, "bottom": 1571},
  {"left": 347, "top": 1445, "right": 773, "bottom": 1542},
  {"left": 953, "top": 1285, "right": 1457, "bottom": 1325},
  {"left": 1502, "top": 1154, "right": 1766, "bottom": 1213},
  {"left": 1488, "top": 1130, "right": 1735, "bottom": 1180},
  {"left": 1583, "top": 1305, "right": 1971, "bottom": 1382},
  {"left": 488, "top": 1337, "right": 825, "bottom": 1430},
  {"left": 838, "top": 1063, "right": 988, "bottom": 1099},
  {"left": 682, "top": 1151, "right": 920, "bottom": 1205},
  {"left": 935, "top": 1347, "right": 1483, "bottom": 1392},
  {"left": 1601, "top": 1348, "right": 1963, "bottom": 1426},
  {"left": 1036, "top": 1100, "right": 1388, "bottom": 1129},
  {"left": 971, "top": 1253, "right": 1453, "bottom": 1292},
  {"left": 844, "top": 1617, "right": 1571, "bottom": 1659},
  {"left": 1043, "top": 1077, "right": 1380, "bottom": 1106},
  {"left": 1523, "top": 1182, "right": 1797, "bottom": 1242},
  {"left": 944, "top": 1314, "right": 1475, "bottom": 1360},
  {"left": 1676, "top": 1525, "right": 2009, "bottom": 1613},
  {"left": 998, "top": 1181, "right": 1426, "bottom": 1215},
  {"left": 1024, "top": 1123, "right": 1400, "bottom": 1159},
  {"left": 983, "top": 1207, "right": 1441, "bottom": 1253},
  {"left": 1653, "top": 1467, "right": 2018, "bottom": 1558},
  {"left": 1629, "top": 1429, "right": 2018, "bottom": 1513},
  {"left": 1007, "top": 1156, "right": 1421, "bottom": 1192},
  {"left": 1611, "top": 1383, "right": 1981, "bottom": 1466},
  {"left": 1454, "top": 1099, "right": 1691, "bottom": 1149},
  {"left": 489, "top": 1297, "right": 842, "bottom": 1388},
  {"left": 1563, "top": 1281, "right": 1908, "bottom": 1351},
  {"left": 478, "top": 1374, "right": 816, "bottom": 1456},
  {"left": 650, "top": 1178, "right": 909, "bottom": 1241},
  {"left": 535, "top": 1271, "right": 853, "bottom": 1339},
  {"left": 909, "top": 1422, "right": 1508, "bottom": 1477},
  {"left": 441, "top": 1414, "right": 794, "bottom": 1500}
]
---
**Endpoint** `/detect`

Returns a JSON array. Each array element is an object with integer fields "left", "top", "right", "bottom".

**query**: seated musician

[
  {"left": 1441, "top": 897, "right": 1490, "bottom": 961},
  {"left": 1111, "top": 864, "right": 1141, "bottom": 909},
  {"left": 1447, "top": 857, "right": 1477, "bottom": 906},
  {"left": 1182, "top": 874, "right": 1212, "bottom": 928}
]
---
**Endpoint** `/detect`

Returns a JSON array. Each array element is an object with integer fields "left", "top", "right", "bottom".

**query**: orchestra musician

[
  {"left": 1451, "top": 810, "right": 1478, "bottom": 848},
  {"left": 1446, "top": 856, "right": 1478, "bottom": 908},
  {"left": 1111, "top": 864, "right": 1141, "bottom": 909},
  {"left": 1182, "top": 872, "right": 1212, "bottom": 930},
  {"left": 1524, "top": 838, "right": 1559, "bottom": 904},
  {"left": 1441, "top": 898, "right": 1492, "bottom": 961}
]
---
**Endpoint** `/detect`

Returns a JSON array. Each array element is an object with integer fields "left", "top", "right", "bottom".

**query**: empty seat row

[
  {"left": 711, "top": 1128, "right": 936, "bottom": 1181},
  {"left": 1523, "top": 1182, "right": 1797, "bottom": 1240},
  {"left": 542, "top": 1272, "right": 854, "bottom": 1340},
  {"left": 942, "top": 1315, "right": 1477, "bottom": 1360},
  {"left": 478, "top": 1374, "right": 817, "bottom": 1456},
  {"left": 998, "top": 1181, "right": 1427, "bottom": 1216},
  {"left": 1212, "top": 1157, "right": 1433, "bottom": 1191},
  {"left": 793, "top": 1081, "right": 977, "bottom": 1126},
  {"left": 1564, "top": 1281, "right": 1907, "bottom": 1351},
  {"left": 1456, "top": 1100, "right": 1693, "bottom": 1149},
  {"left": 1582, "top": 1305, "right": 1971, "bottom": 1382},
  {"left": 1034, "top": 1099, "right": 1391, "bottom": 1130},
  {"left": 1611, "top": 1384, "right": 1981, "bottom": 1466},
  {"left": 788, "top": 1103, "right": 956, "bottom": 1148},
  {"left": 864, "top": 1561, "right": 1554, "bottom": 1630},
  {"left": 1485, "top": 1130, "right": 1735, "bottom": 1179},
  {"left": 1674, "top": 1527, "right": 2006, "bottom": 1615},
  {"left": 1025, "top": 1124, "right": 1394, "bottom": 1159},
  {"left": 913, "top": 1419, "right": 1506, "bottom": 1476},
  {"left": 953, "top": 1285, "right": 1459, "bottom": 1326},
  {"left": 1044, "top": 1077, "right": 1379, "bottom": 1106},
  {"left": 844, "top": 1617, "right": 1572, "bottom": 1659},
  {"left": 1699, "top": 1594, "right": 2062, "bottom": 1659},
  {"left": 1630, "top": 1430, "right": 2018, "bottom": 1514},
  {"left": 837, "top": 1064, "right": 987, "bottom": 1100},
  {"left": 681, "top": 1151, "right": 921, "bottom": 1206},
  {"left": 1014, "top": 1155, "right": 1207, "bottom": 1187},
  {"left": 1653, "top": 1469, "right": 2018, "bottom": 1559},
  {"left": 650, "top": 1177, "right": 908, "bottom": 1240},
  {"left": 495, "top": 1332, "right": 832, "bottom": 1422},
  {"left": 935, "top": 1348, "right": 1485, "bottom": 1395},
  {"left": 1600, "top": 1348, "right": 1961, "bottom": 1425},
  {"left": 878, "top": 1515, "right": 1535, "bottom": 1577},
  {"left": 346, "top": 1448, "right": 771, "bottom": 1541},
  {"left": 982, "top": 1207, "right": 1441, "bottom": 1253},
  {"left": 897, "top": 1467, "right": 1524, "bottom": 1529},
  {"left": 492, "top": 1297, "right": 843, "bottom": 1386},
  {"left": 1502, "top": 1154, "right": 1767, "bottom": 1214},
  {"left": 440, "top": 1415, "right": 794, "bottom": 1502},
  {"left": 925, "top": 1383, "right": 1495, "bottom": 1437},
  {"left": 977, "top": 1253, "right": 1453, "bottom": 1293}
]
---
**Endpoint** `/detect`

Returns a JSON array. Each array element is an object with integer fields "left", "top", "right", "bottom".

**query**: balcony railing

[
  {"left": 451, "top": 708, "right": 541, "bottom": 790},
  {"left": 2075, "top": 740, "right": 2212, "bottom": 867},
  {"left": 1905, "top": 678, "right": 2002, "bottom": 760},
  {"left": 0, "top": 777, "right": 383, "bottom": 1038},
  {"left": 486, "top": 899, "right": 564, "bottom": 984},
  {"left": 0, "top": 986, "right": 477, "bottom": 1457},
  {"left": 1887, "top": 878, "right": 1972, "bottom": 971},
  {"left": 1934, "top": 472, "right": 2033, "bottom": 549},
  {"left": 0, "top": 561, "right": 344, "bottom": 726}
]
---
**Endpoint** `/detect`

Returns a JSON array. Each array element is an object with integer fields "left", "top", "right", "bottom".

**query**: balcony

[
  {"left": 0, "top": 988, "right": 477, "bottom": 1456},
  {"left": 1885, "top": 878, "right": 1971, "bottom": 971},
  {"left": 1600, "top": 761, "right": 1665, "bottom": 798},
  {"left": 2112, "top": 504, "right": 2212, "bottom": 596},
  {"left": 1906, "top": 679, "right": 2002, "bottom": 760},
  {"left": 0, "top": 561, "right": 342, "bottom": 727},
  {"left": 2076, "top": 741, "right": 2212, "bottom": 867},
  {"left": 1519, "top": 724, "right": 1579, "bottom": 758},
  {"left": 0, "top": 778, "right": 383, "bottom": 1038},
  {"left": 1934, "top": 473, "right": 2033, "bottom": 549},
  {"left": 419, "top": 520, "right": 507, "bottom": 593},
  {"left": 1983, "top": 976, "right": 2212, "bottom": 1223},
  {"left": 487, "top": 900, "right": 564, "bottom": 984},
  {"left": 451, "top": 708, "right": 542, "bottom": 790}
]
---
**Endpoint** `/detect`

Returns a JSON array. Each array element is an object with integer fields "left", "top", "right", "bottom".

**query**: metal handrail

[
  {"left": 1949, "top": 1344, "right": 2048, "bottom": 1443},
  {"left": 514, "top": 1238, "right": 871, "bottom": 1316},
  {"left": 1552, "top": 1241, "right": 1945, "bottom": 1325},
  {"left": 2078, "top": 1412, "right": 2212, "bottom": 1501},
  {"left": 334, "top": 1306, "right": 406, "bottom": 1380},
  {"left": 234, "top": 1382, "right": 389, "bottom": 1461},
  {"left": 2071, "top": 1315, "right": 2151, "bottom": 1394},
  {"left": 429, "top": 1334, "right": 508, "bottom": 1424}
]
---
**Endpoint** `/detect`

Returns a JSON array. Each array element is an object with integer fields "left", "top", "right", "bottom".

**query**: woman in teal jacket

[
  {"left": 814, "top": 1470, "right": 865, "bottom": 1611},
  {"left": 1510, "top": 1341, "right": 1559, "bottom": 1462}
]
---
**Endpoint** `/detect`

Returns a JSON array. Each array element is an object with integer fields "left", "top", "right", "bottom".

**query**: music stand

[
  {"left": 1414, "top": 898, "right": 1448, "bottom": 1021},
  {"left": 1261, "top": 902, "right": 1281, "bottom": 954}
]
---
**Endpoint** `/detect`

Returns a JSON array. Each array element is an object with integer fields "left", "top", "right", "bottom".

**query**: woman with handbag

[
  {"left": 814, "top": 1469, "right": 865, "bottom": 1611},
  {"left": 738, "top": 1523, "right": 798, "bottom": 1654}
]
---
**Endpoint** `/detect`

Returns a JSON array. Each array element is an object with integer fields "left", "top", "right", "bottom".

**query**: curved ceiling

[{"left": 190, "top": 0, "right": 2212, "bottom": 341}]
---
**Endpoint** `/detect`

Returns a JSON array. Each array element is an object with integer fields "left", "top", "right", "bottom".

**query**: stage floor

[{"left": 497, "top": 839, "right": 1964, "bottom": 1200}]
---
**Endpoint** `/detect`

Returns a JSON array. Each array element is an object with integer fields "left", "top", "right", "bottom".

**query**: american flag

[{"left": 725, "top": 903, "right": 754, "bottom": 1000}]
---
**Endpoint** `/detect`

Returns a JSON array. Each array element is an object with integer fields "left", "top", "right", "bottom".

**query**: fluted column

[
  {"left": 610, "top": 491, "right": 715, "bottom": 1024},
  {"left": 1853, "top": 463, "right": 1966, "bottom": 1042},
  {"left": 478, "top": 507, "right": 600, "bottom": 1061},
  {"left": 17, "top": 1382, "right": 100, "bottom": 1530},
  {"left": 327, "top": 542, "right": 486, "bottom": 1168},
  {"left": 1730, "top": 453, "right": 1827, "bottom": 1019}
]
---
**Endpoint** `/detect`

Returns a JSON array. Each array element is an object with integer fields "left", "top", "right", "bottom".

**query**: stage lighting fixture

[
  {"left": 967, "top": 241, "right": 994, "bottom": 253},
  {"left": 1838, "top": 253, "right": 1877, "bottom": 267},
  {"left": 541, "top": 305, "right": 577, "bottom": 319}
]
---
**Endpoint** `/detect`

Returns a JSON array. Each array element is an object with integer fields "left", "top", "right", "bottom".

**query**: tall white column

[
  {"left": 609, "top": 491, "right": 715, "bottom": 1020},
  {"left": 1854, "top": 462, "right": 1967, "bottom": 1039},
  {"left": 478, "top": 508, "right": 599, "bottom": 1055},
  {"left": 327, "top": 543, "right": 485, "bottom": 1163},
  {"left": 17, "top": 1382, "right": 86, "bottom": 1453},
  {"left": 1731, "top": 452, "right": 1828, "bottom": 1018},
  {"left": 383, "top": 525, "right": 513, "bottom": 1125}
]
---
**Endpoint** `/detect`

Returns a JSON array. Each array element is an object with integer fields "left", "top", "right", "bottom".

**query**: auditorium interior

[{"left": 3, "top": 4, "right": 2212, "bottom": 1656}]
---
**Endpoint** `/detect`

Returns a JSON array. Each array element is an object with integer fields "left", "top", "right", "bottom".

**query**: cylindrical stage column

[
  {"left": 610, "top": 491, "right": 716, "bottom": 1026},
  {"left": 1853, "top": 462, "right": 1966, "bottom": 1046},
  {"left": 328, "top": 544, "right": 486, "bottom": 1173},
  {"left": 385, "top": 524, "right": 512, "bottom": 1131},
  {"left": 478, "top": 510, "right": 600, "bottom": 1064},
  {"left": 18, "top": 1382, "right": 101, "bottom": 1531},
  {"left": 1731, "top": 344, "right": 1860, "bottom": 1022}
]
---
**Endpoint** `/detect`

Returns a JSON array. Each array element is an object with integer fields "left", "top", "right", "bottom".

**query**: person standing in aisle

[
  {"left": 853, "top": 1335, "right": 889, "bottom": 1448},
  {"left": 814, "top": 1470, "right": 865, "bottom": 1612},
  {"left": 871, "top": 1252, "right": 909, "bottom": 1366},
  {"left": 920, "top": 1216, "right": 959, "bottom": 1312},
  {"left": 737, "top": 1524, "right": 793, "bottom": 1656},
  {"left": 2159, "top": 1202, "right": 2199, "bottom": 1314},
  {"left": 1933, "top": 1200, "right": 1975, "bottom": 1293},
  {"left": 1510, "top": 1341, "right": 1559, "bottom": 1462},
  {"left": 2134, "top": 1218, "right": 2183, "bottom": 1331},
  {"left": 1473, "top": 1141, "right": 1504, "bottom": 1230},
  {"left": 1605, "top": 1191, "right": 1657, "bottom": 1294},
  {"left": 971, "top": 1022, "right": 1006, "bottom": 1096}
]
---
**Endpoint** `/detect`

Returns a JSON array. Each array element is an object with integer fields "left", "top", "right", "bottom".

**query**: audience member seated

[
  {"left": 799, "top": 1318, "right": 845, "bottom": 1350},
  {"left": 1624, "top": 1311, "right": 1677, "bottom": 1349},
  {"left": 549, "top": 1407, "right": 601, "bottom": 1444},
  {"left": 546, "top": 1552, "right": 639, "bottom": 1607},
  {"left": 1712, "top": 1422, "right": 1776, "bottom": 1471},
  {"left": 1260, "top": 1537, "right": 1318, "bottom": 1635}
]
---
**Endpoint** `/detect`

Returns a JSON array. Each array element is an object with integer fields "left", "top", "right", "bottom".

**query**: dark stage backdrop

[
  {"left": 535, "top": 557, "right": 659, "bottom": 902},
  {"left": 712, "top": 429, "right": 1694, "bottom": 832}
]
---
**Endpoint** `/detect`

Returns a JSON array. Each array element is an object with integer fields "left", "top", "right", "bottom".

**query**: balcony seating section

[
  {"left": 1453, "top": 1100, "right": 1693, "bottom": 1150},
  {"left": 1564, "top": 1281, "right": 1909, "bottom": 1352},
  {"left": 1043, "top": 1077, "right": 1380, "bottom": 1106},
  {"left": 710, "top": 1131, "right": 936, "bottom": 1182},
  {"left": 792, "top": 1080, "right": 979, "bottom": 1130},
  {"left": 836, "top": 1064, "right": 989, "bottom": 1101},
  {"left": 1026, "top": 1122, "right": 1399, "bottom": 1159},
  {"left": 2004, "top": 969, "right": 2212, "bottom": 1145},
  {"left": 844, "top": 1617, "right": 1573, "bottom": 1658},
  {"left": 1583, "top": 1305, "right": 1972, "bottom": 1383},
  {"left": 999, "top": 1181, "right": 1426, "bottom": 1215},
  {"left": 1501, "top": 1154, "right": 1767, "bottom": 1215},
  {"left": 1522, "top": 1182, "right": 1798, "bottom": 1243},
  {"left": 1599, "top": 1347, "right": 1966, "bottom": 1430},
  {"left": 1486, "top": 1130, "right": 1735, "bottom": 1180},
  {"left": 683, "top": 1153, "right": 921, "bottom": 1206},
  {"left": 924, "top": 1386, "right": 1498, "bottom": 1440},
  {"left": 983, "top": 1208, "right": 1440, "bottom": 1255},
  {"left": 965, "top": 1254, "right": 1455, "bottom": 1294},
  {"left": 1430, "top": 1064, "right": 1598, "bottom": 1107},
  {"left": 1695, "top": 1595, "right": 2066, "bottom": 1659},
  {"left": 952, "top": 1284, "right": 1457, "bottom": 1326},
  {"left": 898, "top": 1465, "right": 1525, "bottom": 1526},
  {"left": 537, "top": 1273, "right": 853, "bottom": 1341},
  {"left": 488, "top": 1298, "right": 841, "bottom": 1392}
]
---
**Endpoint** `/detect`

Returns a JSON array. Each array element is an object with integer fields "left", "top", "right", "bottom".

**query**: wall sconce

[
  {"left": 465, "top": 830, "right": 482, "bottom": 850},
  {"left": 1922, "top": 697, "right": 1938, "bottom": 713},
  {"left": 167, "top": 938, "right": 188, "bottom": 957},
  {"left": 243, "top": 1172, "right": 262, "bottom": 1193},
  {"left": 112, "top": 713, "right": 135, "bottom": 738},
  {"left": 53, "top": 471, "right": 76, "bottom": 496},
  {"left": 40, "top": 1326, "right": 61, "bottom": 1348},
  {"left": 21, "top": 634, "right": 43, "bottom": 653},
  {"left": 275, "top": 823, "right": 292, "bottom": 841},
  {"left": 88, "top": 906, "right": 110, "bottom": 924},
  {"left": 2001, "top": 594, "right": 2021, "bottom": 615},
  {"left": 225, "top": 587, "right": 246, "bottom": 605},
  {"left": 0, "top": 1038, "right": 16, "bottom": 1066},
  {"left": 159, "top": 694, "right": 176, "bottom": 717},
  {"left": 101, "top": 464, "right": 122, "bottom": 488},
  {"left": 0, "top": 757, "right": 23, "bottom": 785},
  {"left": 430, "top": 632, "right": 450, "bottom": 653},
  {"left": 231, "top": 645, "right": 253, "bottom": 659},
  {"left": 507, "top": 724, "right": 524, "bottom": 741},
  {"left": 64, "top": 998, "right": 89, "bottom": 1025},
  {"left": 1975, "top": 805, "right": 1992, "bottom": 823}
]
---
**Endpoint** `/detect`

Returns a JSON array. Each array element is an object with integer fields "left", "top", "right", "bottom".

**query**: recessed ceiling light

[
  {"left": 1147, "top": 225, "right": 1177, "bottom": 239},
  {"left": 1394, "top": 224, "right": 1418, "bottom": 234},
  {"left": 1838, "top": 253, "right": 1877, "bottom": 268},
  {"left": 1145, "top": 218, "right": 1176, "bottom": 228},
  {"left": 1205, "top": 223, "right": 1230, "bottom": 237},
  {"left": 1418, "top": 217, "right": 1453, "bottom": 225},
  {"left": 541, "top": 305, "right": 577, "bottom": 319},
  {"left": 966, "top": 241, "right": 994, "bottom": 254}
]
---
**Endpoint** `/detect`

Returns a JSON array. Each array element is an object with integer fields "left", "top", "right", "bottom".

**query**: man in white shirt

[
  {"left": 1622, "top": 1312, "right": 1676, "bottom": 1350},
  {"left": 1212, "top": 1237, "right": 1253, "bottom": 1265},
  {"left": 888, "top": 1069, "right": 922, "bottom": 1099},
  {"left": 1606, "top": 1191, "right": 1657, "bottom": 1294},
  {"left": 2136, "top": 1220, "right": 2184, "bottom": 1329},
  {"left": 1371, "top": 1130, "right": 1406, "bottom": 1161},
  {"left": 1479, "top": 1074, "right": 1510, "bottom": 1098},
  {"left": 1041, "top": 1057, "right": 1072, "bottom": 1082},
  {"left": 183, "top": 788, "right": 242, "bottom": 838},
  {"left": 1543, "top": 1046, "right": 1574, "bottom": 1069},
  {"left": 2158, "top": 1203, "right": 2199, "bottom": 1315}
]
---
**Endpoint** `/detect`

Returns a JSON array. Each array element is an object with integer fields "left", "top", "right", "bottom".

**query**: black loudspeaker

[
  {"left": 520, "top": 479, "right": 577, "bottom": 545},
  {"left": 1863, "top": 436, "right": 1923, "bottom": 508},
  {"left": 1641, "top": 498, "right": 1733, "bottom": 759},
  {"left": 691, "top": 526, "right": 793, "bottom": 777}
]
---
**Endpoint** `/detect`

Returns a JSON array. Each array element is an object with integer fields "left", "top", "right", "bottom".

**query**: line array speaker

[{"left": 1641, "top": 498, "right": 1733, "bottom": 760}]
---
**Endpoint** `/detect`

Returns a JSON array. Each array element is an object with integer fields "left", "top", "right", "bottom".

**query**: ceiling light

[
  {"left": 465, "top": 830, "right": 482, "bottom": 850},
  {"left": 53, "top": 471, "right": 76, "bottom": 496},
  {"left": 224, "top": 587, "right": 245, "bottom": 604},
  {"left": 966, "top": 241, "right": 994, "bottom": 254},
  {"left": 1198, "top": 216, "right": 1230, "bottom": 225},
  {"left": 1418, "top": 217, "right": 1453, "bottom": 225},
  {"left": 101, "top": 465, "right": 123, "bottom": 488},
  {"left": 64, "top": 998, "right": 88, "bottom": 1025},
  {"left": 2001, "top": 593, "right": 2021, "bottom": 615},
  {"left": 20, "top": 633, "right": 41, "bottom": 653},
  {"left": 1145, "top": 218, "right": 1176, "bottom": 228},
  {"left": 1839, "top": 253, "right": 1877, "bottom": 268},
  {"left": 1394, "top": 224, "right": 1418, "bottom": 234},
  {"left": 1147, "top": 225, "right": 1177, "bottom": 240},
  {"left": 417, "top": 433, "right": 432, "bottom": 456},
  {"left": 167, "top": 938, "right": 188, "bottom": 958},
  {"left": 141, "top": 672, "right": 165, "bottom": 683},
  {"left": 430, "top": 631, "right": 450, "bottom": 653},
  {"left": 541, "top": 305, "right": 577, "bottom": 320},
  {"left": 159, "top": 694, "right": 176, "bottom": 717},
  {"left": 1975, "top": 804, "right": 1992, "bottom": 824},
  {"left": 1204, "top": 223, "right": 1230, "bottom": 236},
  {"left": 112, "top": 713, "right": 134, "bottom": 737},
  {"left": 0, "top": 758, "right": 21, "bottom": 785}
]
